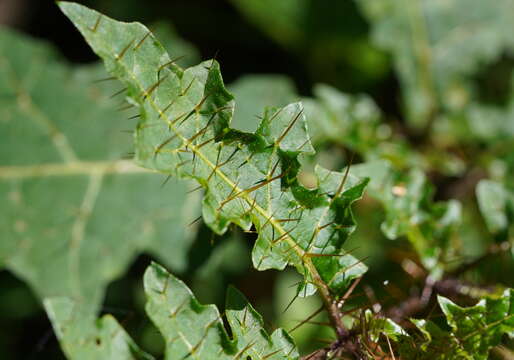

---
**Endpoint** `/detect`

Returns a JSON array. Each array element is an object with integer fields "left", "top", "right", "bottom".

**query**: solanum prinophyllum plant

[{"left": 2, "top": 1, "right": 514, "bottom": 359}]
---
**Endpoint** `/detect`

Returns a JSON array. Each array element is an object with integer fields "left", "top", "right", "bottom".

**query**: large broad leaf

[
  {"left": 59, "top": 2, "right": 370, "bottom": 297},
  {"left": 398, "top": 290, "right": 514, "bottom": 359},
  {"left": 0, "top": 27, "right": 200, "bottom": 312},
  {"left": 145, "top": 262, "right": 299, "bottom": 359},
  {"left": 357, "top": 0, "right": 514, "bottom": 128},
  {"left": 44, "top": 297, "right": 153, "bottom": 360}
]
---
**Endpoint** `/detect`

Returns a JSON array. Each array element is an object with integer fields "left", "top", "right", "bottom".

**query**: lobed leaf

[
  {"left": 59, "top": 1, "right": 370, "bottom": 296},
  {"left": 399, "top": 290, "right": 514, "bottom": 359},
  {"left": 144, "top": 262, "right": 299, "bottom": 359}
]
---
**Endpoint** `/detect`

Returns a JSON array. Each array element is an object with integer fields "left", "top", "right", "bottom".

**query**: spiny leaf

[
  {"left": 0, "top": 26, "right": 200, "bottom": 313},
  {"left": 399, "top": 289, "right": 514, "bottom": 359},
  {"left": 59, "top": 1, "right": 370, "bottom": 296},
  {"left": 144, "top": 262, "right": 299, "bottom": 359}
]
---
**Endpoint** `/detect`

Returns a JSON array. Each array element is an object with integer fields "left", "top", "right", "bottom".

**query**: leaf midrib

[{"left": 0, "top": 160, "right": 150, "bottom": 178}]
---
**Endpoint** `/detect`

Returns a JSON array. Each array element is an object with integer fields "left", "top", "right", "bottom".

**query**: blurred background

[{"left": 1, "top": 0, "right": 513, "bottom": 358}]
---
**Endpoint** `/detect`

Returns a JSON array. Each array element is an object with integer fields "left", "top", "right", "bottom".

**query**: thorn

[
  {"left": 297, "top": 138, "right": 311, "bottom": 152},
  {"left": 110, "top": 87, "right": 127, "bottom": 99},
  {"left": 262, "top": 349, "right": 282, "bottom": 359},
  {"left": 233, "top": 341, "right": 256, "bottom": 359},
  {"left": 334, "top": 152, "right": 355, "bottom": 199},
  {"left": 92, "top": 76, "right": 116, "bottom": 84},
  {"left": 269, "top": 158, "right": 281, "bottom": 178},
  {"left": 337, "top": 277, "right": 363, "bottom": 309},
  {"left": 282, "top": 292, "right": 299, "bottom": 314},
  {"left": 221, "top": 172, "right": 284, "bottom": 208},
  {"left": 157, "top": 55, "right": 186, "bottom": 81},
  {"left": 89, "top": 14, "right": 103, "bottom": 32},
  {"left": 188, "top": 215, "right": 202, "bottom": 227},
  {"left": 186, "top": 185, "right": 203, "bottom": 194},
  {"left": 154, "top": 134, "right": 179, "bottom": 158},
  {"left": 190, "top": 151, "right": 197, "bottom": 175},
  {"left": 271, "top": 228, "right": 294, "bottom": 245},
  {"left": 176, "top": 159, "right": 192, "bottom": 169},
  {"left": 162, "top": 98, "right": 177, "bottom": 116},
  {"left": 276, "top": 218, "right": 301, "bottom": 224},
  {"left": 289, "top": 305, "right": 324, "bottom": 333},
  {"left": 267, "top": 106, "right": 284, "bottom": 123},
  {"left": 144, "top": 75, "right": 169, "bottom": 101},
  {"left": 306, "top": 247, "right": 359, "bottom": 258},
  {"left": 217, "top": 147, "right": 240, "bottom": 168},
  {"left": 186, "top": 125, "right": 209, "bottom": 145},
  {"left": 117, "top": 103, "right": 134, "bottom": 112},
  {"left": 276, "top": 110, "right": 303, "bottom": 146},
  {"left": 217, "top": 179, "right": 241, "bottom": 212},
  {"left": 196, "top": 137, "right": 215, "bottom": 149},
  {"left": 127, "top": 114, "right": 141, "bottom": 120},
  {"left": 194, "top": 93, "right": 211, "bottom": 112},
  {"left": 180, "top": 77, "right": 196, "bottom": 96},
  {"left": 161, "top": 175, "right": 173, "bottom": 188},
  {"left": 134, "top": 31, "right": 152, "bottom": 51},
  {"left": 206, "top": 148, "right": 222, "bottom": 181},
  {"left": 116, "top": 39, "right": 135, "bottom": 61}
]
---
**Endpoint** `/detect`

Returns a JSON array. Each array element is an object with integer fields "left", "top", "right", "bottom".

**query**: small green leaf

[
  {"left": 144, "top": 262, "right": 299, "bottom": 359},
  {"left": 399, "top": 290, "right": 514, "bottom": 359}
]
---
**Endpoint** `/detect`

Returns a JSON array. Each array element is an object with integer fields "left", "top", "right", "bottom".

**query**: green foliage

[
  {"left": 45, "top": 262, "right": 299, "bottom": 360},
  {"left": 357, "top": 0, "right": 514, "bottom": 129},
  {"left": 477, "top": 179, "right": 514, "bottom": 236},
  {"left": 58, "top": 2, "right": 369, "bottom": 299},
  {"left": 399, "top": 290, "right": 514, "bottom": 359},
  {"left": 0, "top": 27, "right": 200, "bottom": 312},
  {"left": 145, "top": 262, "right": 298, "bottom": 359}
]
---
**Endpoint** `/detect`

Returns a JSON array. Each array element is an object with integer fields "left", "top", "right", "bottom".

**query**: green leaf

[
  {"left": 44, "top": 297, "right": 153, "bottom": 360},
  {"left": 351, "top": 160, "right": 461, "bottom": 274},
  {"left": 144, "top": 262, "right": 299, "bottom": 359},
  {"left": 400, "top": 290, "right": 514, "bottom": 359},
  {"left": 441, "top": 289, "right": 514, "bottom": 346},
  {"left": 0, "top": 26, "right": 200, "bottom": 311},
  {"left": 59, "top": 1, "right": 370, "bottom": 295},
  {"left": 476, "top": 179, "right": 512, "bottom": 234},
  {"left": 364, "top": 310, "right": 407, "bottom": 342},
  {"left": 357, "top": 0, "right": 514, "bottom": 128}
]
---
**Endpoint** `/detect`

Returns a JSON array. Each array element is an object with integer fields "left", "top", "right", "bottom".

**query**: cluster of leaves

[{"left": 2, "top": 0, "right": 514, "bottom": 359}]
